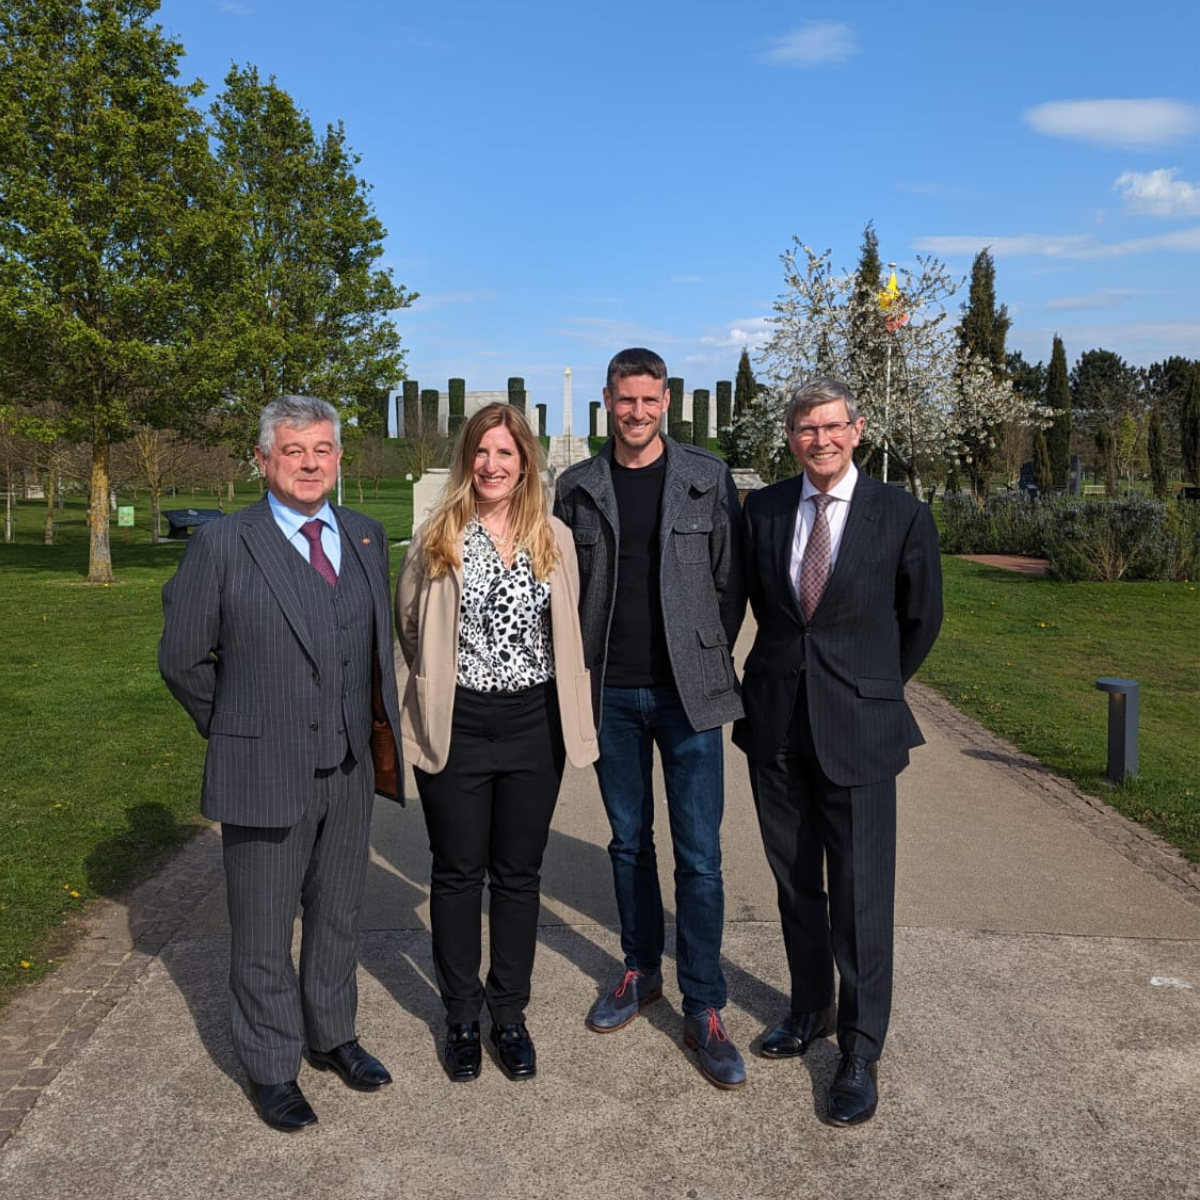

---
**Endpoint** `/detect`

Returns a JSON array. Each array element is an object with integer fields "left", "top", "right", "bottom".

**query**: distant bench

[{"left": 164, "top": 508, "right": 224, "bottom": 539}]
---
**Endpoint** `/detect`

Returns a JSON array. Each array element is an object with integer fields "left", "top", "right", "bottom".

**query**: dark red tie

[
  {"left": 300, "top": 519, "right": 338, "bottom": 587},
  {"left": 799, "top": 494, "right": 832, "bottom": 620}
]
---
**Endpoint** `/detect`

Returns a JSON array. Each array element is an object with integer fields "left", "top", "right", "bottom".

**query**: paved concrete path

[{"left": 2, "top": 628, "right": 1198, "bottom": 1200}]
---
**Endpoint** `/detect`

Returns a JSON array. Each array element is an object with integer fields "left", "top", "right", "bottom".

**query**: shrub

[{"left": 937, "top": 492, "right": 1200, "bottom": 581}]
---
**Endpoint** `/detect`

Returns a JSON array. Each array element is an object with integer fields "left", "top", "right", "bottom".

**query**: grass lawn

[
  {"left": 919, "top": 556, "right": 1200, "bottom": 861},
  {"left": 2, "top": 493, "right": 1196, "bottom": 1013},
  {"left": 0, "top": 483, "right": 412, "bottom": 1009}
]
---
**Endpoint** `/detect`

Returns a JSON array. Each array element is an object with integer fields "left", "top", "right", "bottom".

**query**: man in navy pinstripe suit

[
  {"left": 160, "top": 395, "right": 403, "bottom": 1132},
  {"left": 733, "top": 378, "right": 942, "bottom": 1127}
]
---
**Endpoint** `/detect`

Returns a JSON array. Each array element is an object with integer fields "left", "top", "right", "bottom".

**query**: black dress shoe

[
  {"left": 248, "top": 1080, "right": 318, "bottom": 1132},
  {"left": 825, "top": 1053, "right": 879, "bottom": 1127},
  {"left": 489, "top": 1022, "right": 536, "bottom": 1080},
  {"left": 308, "top": 1039, "right": 392, "bottom": 1090},
  {"left": 759, "top": 1007, "right": 836, "bottom": 1058},
  {"left": 443, "top": 1021, "right": 482, "bottom": 1082}
]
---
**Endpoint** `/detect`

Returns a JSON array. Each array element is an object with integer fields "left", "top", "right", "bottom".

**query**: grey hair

[
  {"left": 785, "top": 378, "right": 860, "bottom": 430},
  {"left": 258, "top": 395, "right": 342, "bottom": 455}
]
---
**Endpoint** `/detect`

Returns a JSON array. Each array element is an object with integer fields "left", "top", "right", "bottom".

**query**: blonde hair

[{"left": 421, "top": 403, "right": 560, "bottom": 580}]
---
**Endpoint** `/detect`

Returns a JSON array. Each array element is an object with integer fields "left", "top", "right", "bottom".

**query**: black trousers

[
  {"left": 747, "top": 687, "right": 897, "bottom": 1062},
  {"left": 415, "top": 683, "right": 565, "bottom": 1025}
]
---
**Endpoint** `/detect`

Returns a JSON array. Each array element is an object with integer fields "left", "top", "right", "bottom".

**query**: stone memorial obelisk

[{"left": 562, "top": 367, "right": 573, "bottom": 439}]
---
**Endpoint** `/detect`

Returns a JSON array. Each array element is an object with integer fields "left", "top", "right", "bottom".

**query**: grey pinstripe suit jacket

[{"left": 159, "top": 496, "right": 403, "bottom": 826}]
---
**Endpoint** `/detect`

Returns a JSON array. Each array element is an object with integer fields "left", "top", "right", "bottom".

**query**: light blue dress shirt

[{"left": 266, "top": 492, "right": 343, "bottom": 575}]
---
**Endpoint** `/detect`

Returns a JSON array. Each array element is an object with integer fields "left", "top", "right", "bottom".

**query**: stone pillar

[{"left": 563, "top": 367, "right": 573, "bottom": 439}]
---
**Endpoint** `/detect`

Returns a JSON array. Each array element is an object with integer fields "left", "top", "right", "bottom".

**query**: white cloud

[
  {"left": 1042, "top": 290, "right": 1141, "bottom": 312},
  {"left": 914, "top": 227, "right": 1200, "bottom": 259},
  {"left": 1010, "top": 322, "right": 1200, "bottom": 367},
  {"left": 410, "top": 288, "right": 496, "bottom": 311},
  {"left": 697, "top": 317, "right": 773, "bottom": 350},
  {"left": 1114, "top": 168, "right": 1200, "bottom": 217},
  {"left": 763, "top": 22, "right": 857, "bottom": 67},
  {"left": 1023, "top": 99, "right": 1199, "bottom": 149},
  {"left": 672, "top": 275, "right": 703, "bottom": 285},
  {"left": 218, "top": 2, "right": 254, "bottom": 14}
]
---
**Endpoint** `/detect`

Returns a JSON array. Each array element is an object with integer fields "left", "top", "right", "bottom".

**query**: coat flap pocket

[
  {"left": 673, "top": 515, "right": 713, "bottom": 535},
  {"left": 855, "top": 677, "right": 904, "bottom": 701},
  {"left": 209, "top": 710, "right": 263, "bottom": 738},
  {"left": 697, "top": 623, "right": 728, "bottom": 649},
  {"left": 572, "top": 526, "right": 600, "bottom": 545}
]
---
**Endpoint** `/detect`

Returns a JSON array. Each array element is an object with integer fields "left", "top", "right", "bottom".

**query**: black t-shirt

[{"left": 605, "top": 454, "right": 672, "bottom": 688}]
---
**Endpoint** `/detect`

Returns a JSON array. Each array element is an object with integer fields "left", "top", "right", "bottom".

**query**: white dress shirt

[
  {"left": 788, "top": 463, "right": 859, "bottom": 600},
  {"left": 266, "top": 492, "right": 343, "bottom": 575}
]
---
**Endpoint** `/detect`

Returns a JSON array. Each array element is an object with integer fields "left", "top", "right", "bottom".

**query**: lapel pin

[{"left": 362, "top": 536, "right": 371, "bottom": 545}]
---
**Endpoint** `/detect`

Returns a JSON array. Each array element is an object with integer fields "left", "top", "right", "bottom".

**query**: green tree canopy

[{"left": 0, "top": 0, "right": 241, "bottom": 582}]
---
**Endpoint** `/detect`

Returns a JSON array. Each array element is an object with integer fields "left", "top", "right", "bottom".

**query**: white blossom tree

[{"left": 732, "top": 236, "right": 1049, "bottom": 497}]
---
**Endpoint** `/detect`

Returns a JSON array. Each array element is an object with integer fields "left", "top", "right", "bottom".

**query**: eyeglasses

[{"left": 790, "top": 421, "right": 855, "bottom": 441}]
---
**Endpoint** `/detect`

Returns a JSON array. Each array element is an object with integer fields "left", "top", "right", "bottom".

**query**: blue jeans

[{"left": 594, "top": 685, "right": 726, "bottom": 1016}]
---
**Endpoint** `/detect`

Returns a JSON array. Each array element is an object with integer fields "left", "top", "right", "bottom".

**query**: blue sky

[{"left": 158, "top": 0, "right": 1200, "bottom": 433}]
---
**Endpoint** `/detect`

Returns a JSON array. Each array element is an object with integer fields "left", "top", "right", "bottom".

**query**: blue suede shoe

[
  {"left": 683, "top": 1008, "right": 747, "bottom": 1090},
  {"left": 587, "top": 968, "right": 664, "bottom": 1032}
]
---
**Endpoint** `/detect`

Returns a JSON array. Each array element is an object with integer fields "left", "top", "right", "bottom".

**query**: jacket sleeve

[
  {"left": 897, "top": 502, "right": 943, "bottom": 682},
  {"left": 395, "top": 531, "right": 427, "bottom": 670},
  {"left": 711, "top": 468, "right": 747, "bottom": 647},
  {"left": 159, "top": 530, "right": 221, "bottom": 738}
]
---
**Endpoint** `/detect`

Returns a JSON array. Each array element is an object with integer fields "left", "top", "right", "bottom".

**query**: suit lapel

[
  {"left": 240, "top": 497, "right": 318, "bottom": 662},
  {"left": 771, "top": 475, "right": 806, "bottom": 625},
  {"left": 815, "top": 474, "right": 880, "bottom": 617}
]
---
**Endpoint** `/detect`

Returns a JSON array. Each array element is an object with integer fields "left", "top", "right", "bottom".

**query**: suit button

[
  {"left": 309, "top": 722, "right": 319, "bottom": 731},
  {"left": 312, "top": 671, "right": 319, "bottom": 681}
]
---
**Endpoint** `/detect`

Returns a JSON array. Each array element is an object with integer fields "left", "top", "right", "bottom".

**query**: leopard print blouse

[{"left": 455, "top": 518, "right": 554, "bottom": 693}]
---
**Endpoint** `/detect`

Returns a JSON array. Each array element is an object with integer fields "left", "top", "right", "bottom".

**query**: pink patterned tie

[
  {"left": 798, "top": 494, "right": 832, "bottom": 620},
  {"left": 300, "top": 520, "right": 338, "bottom": 587}
]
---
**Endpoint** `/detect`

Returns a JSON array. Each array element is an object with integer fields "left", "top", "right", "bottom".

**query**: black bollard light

[{"left": 1095, "top": 678, "right": 1139, "bottom": 784}]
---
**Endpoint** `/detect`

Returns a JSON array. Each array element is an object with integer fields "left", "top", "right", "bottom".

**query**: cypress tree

[
  {"left": 403, "top": 379, "right": 419, "bottom": 436},
  {"left": 1095, "top": 425, "right": 1117, "bottom": 497},
  {"left": 1045, "top": 335, "right": 1072, "bottom": 487},
  {"left": 507, "top": 376, "right": 526, "bottom": 414},
  {"left": 1182, "top": 365, "right": 1200, "bottom": 485},
  {"left": 667, "top": 377, "right": 684, "bottom": 439},
  {"left": 589, "top": 401, "right": 601, "bottom": 437},
  {"left": 957, "top": 249, "right": 1010, "bottom": 499},
  {"left": 848, "top": 222, "right": 886, "bottom": 401},
  {"left": 420, "top": 388, "right": 439, "bottom": 436},
  {"left": 1033, "top": 427, "right": 1053, "bottom": 491},
  {"left": 536, "top": 403, "right": 547, "bottom": 437},
  {"left": 715, "top": 380, "right": 733, "bottom": 433},
  {"left": 734, "top": 350, "right": 757, "bottom": 414},
  {"left": 1148, "top": 405, "right": 1168, "bottom": 499},
  {"left": 692, "top": 388, "right": 710, "bottom": 446}
]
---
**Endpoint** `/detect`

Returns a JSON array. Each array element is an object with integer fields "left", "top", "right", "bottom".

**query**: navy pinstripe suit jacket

[
  {"left": 732, "top": 472, "right": 943, "bottom": 787},
  {"left": 159, "top": 496, "right": 403, "bottom": 826}
]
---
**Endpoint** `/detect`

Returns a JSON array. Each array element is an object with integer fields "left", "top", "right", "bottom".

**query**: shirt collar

[
  {"left": 266, "top": 491, "right": 338, "bottom": 539},
  {"left": 801, "top": 462, "right": 858, "bottom": 505}
]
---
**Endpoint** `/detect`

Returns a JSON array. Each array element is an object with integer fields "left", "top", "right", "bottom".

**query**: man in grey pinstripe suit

[
  {"left": 160, "top": 395, "right": 403, "bottom": 1132},
  {"left": 734, "top": 378, "right": 942, "bottom": 1127}
]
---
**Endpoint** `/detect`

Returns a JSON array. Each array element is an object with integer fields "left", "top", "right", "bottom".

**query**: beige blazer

[{"left": 396, "top": 515, "right": 599, "bottom": 774}]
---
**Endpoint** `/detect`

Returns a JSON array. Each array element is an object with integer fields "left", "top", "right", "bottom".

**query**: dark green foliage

[
  {"left": 1095, "top": 425, "right": 1117, "bottom": 497},
  {"left": 691, "top": 389, "right": 710, "bottom": 447},
  {"left": 1045, "top": 336, "right": 1072, "bottom": 487},
  {"left": 403, "top": 380, "right": 419, "bottom": 436},
  {"left": 589, "top": 401, "right": 601, "bottom": 437},
  {"left": 848, "top": 222, "right": 887, "bottom": 405},
  {"left": 1033, "top": 428, "right": 1053, "bottom": 491},
  {"left": 734, "top": 350, "right": 758, "bottom": 414},
  {"left": 956, "top": 249, "right": 1010, "bottom": 497},
  {"left": 420, "top": 388, "right": 439, "bottom": 435},
  {"left": 1182, "top": 365, "right": 1200, "bottom": 484},
  {"left": 1148, "top": 405, "right": 1168, "bottom": 500},
  {"left": 678, "top": 420, "right": 693, "bottom": 446},
  {"left": 715, "top": 380, "right": 733, "bottom": 432},
  {"left": 667, "top": 377, "right": 684, "bottom": 439},
  {"left": 448, "top": 378, "right": 465, "bottom": 419},
  {"left": 938, "top": 493, "right": 1200, "bottom": 582},
  {"left": 508, "top": 377, "right": 526, "bottom": 414},
  {"left": 535, "top": 403, "right": 547, "bottom": 437}
]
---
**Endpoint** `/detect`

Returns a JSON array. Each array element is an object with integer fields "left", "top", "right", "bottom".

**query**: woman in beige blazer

[{"left": 396, "top": 403, "right": 597, "bottom": 1084}]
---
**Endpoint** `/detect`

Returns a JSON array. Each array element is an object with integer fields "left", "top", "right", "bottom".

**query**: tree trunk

[
  {"left": 4, "top": 461, "right": 12, "bottom": 543},
  {"left": 87, "top": 427, "right": 114, "bottom": 584},
  {"left": 44, "top": 463, "right": 57, "bottom": 544},
  {"left": 149, "top": 480, "right": 162, "bottom": 544}
]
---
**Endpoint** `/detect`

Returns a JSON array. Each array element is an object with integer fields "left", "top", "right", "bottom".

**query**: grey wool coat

[{"left": 553, "top": 435, "right": 746, "bottom": 734}]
